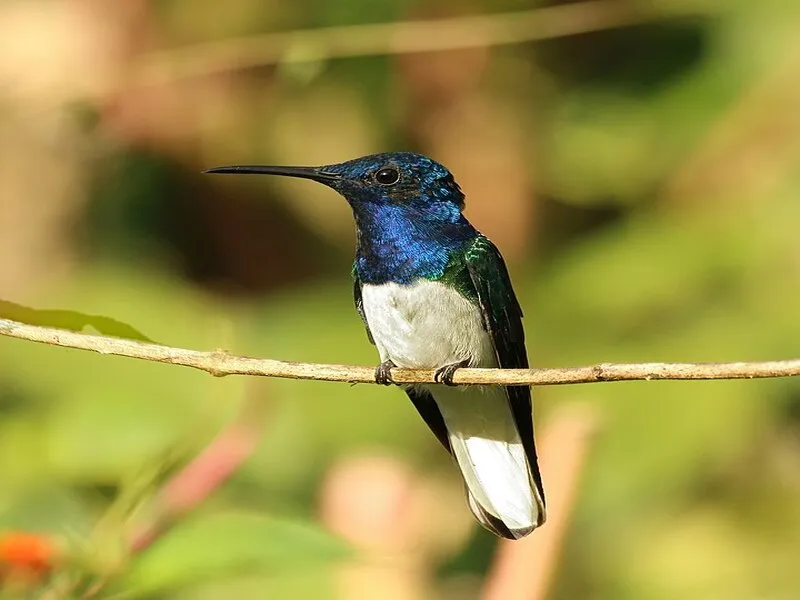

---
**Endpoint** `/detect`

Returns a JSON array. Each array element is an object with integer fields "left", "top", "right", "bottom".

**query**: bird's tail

[{"left": 434, "top": 385, "right": 546, "bottom": 539}]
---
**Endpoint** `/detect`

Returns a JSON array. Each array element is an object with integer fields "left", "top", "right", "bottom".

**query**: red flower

[{"left": 0, "top": 532, "right": 57, "bottom": 576}]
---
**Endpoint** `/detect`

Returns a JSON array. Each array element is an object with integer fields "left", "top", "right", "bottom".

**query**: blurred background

[{"left": 1, "top": 0, "right": 800, "bottom": 598}]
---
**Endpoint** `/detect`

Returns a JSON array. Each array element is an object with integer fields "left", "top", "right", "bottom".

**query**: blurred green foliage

[
  {"left": 1, "top": 0, "right": 800, "bottom": 598},
  {"left": 118, "top": 512, "right": 351, "bottom": 597}
]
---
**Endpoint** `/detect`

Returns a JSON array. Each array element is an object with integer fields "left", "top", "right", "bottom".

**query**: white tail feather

[{"left": 434, "top": 385, "right": 542, "bottom": 536}]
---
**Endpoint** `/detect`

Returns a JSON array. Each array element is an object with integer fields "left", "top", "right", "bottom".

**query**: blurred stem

[
  {"left": 1, "top": 316, "right": 799, "bottom": 385},
  {"left": 130, "top": 393, "right": 266, "bottom": 552},
  {"left": 130, "top": 0, "right": 722, "bottom": 85},
  {"left": 483, "top": 404, "right": 600, "bottom": 600},
  {"left": 79, "top": 391, "right": 266, "bottom": 599}
]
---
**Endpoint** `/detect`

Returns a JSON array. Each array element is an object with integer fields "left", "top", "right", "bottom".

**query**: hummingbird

[{"left": 205, "top": 152, "right": 546, "bottom": 539}]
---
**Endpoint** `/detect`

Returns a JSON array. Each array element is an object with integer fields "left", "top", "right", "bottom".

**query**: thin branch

[
  {"left": 1, "top": 317, "right": 798, "bottom": 386},
  {"left": 131, "top": 0, "right": 721, "bottom": 85}
]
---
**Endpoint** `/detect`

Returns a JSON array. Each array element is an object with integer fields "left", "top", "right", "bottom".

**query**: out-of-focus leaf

[
  {"left": 0, "top": 299, "right": 153, "bottom": 342},
  {"left": 118, "top": 512, "right": 350, "bottom": 596}
]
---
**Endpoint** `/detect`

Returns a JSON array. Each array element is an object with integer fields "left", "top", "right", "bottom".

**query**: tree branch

[{"left": 2, "top": 317, "right": 798, "bottom": 386}]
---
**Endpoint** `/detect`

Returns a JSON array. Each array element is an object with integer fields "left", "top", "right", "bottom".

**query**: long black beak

[{"left": 203, "top": 165, "right": 341, "bottom": 184}]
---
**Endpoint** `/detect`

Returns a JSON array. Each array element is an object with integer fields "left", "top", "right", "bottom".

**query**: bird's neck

[{"left": 353, "top": 203, "right": 476, "bottom": 285}]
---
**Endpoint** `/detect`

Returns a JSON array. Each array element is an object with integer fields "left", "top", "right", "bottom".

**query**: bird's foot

[
  {"left": 374, "top": 359, "right": 398, "bottom": 386},
  {"left": 434, "top": 359, "right": 471, "bottom": 386}
]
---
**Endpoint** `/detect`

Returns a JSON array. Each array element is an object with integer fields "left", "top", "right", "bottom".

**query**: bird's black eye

[{"left": 375, "top": 167, "right": 400, "bottom": 185}]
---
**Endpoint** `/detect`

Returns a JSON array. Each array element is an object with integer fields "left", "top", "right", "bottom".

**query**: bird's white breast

[{"left": 361, "top": 279, "right": 495, "bottom": 369}]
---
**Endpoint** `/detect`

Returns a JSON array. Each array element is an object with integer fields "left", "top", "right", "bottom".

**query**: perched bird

[{"left": 205, "top": 153, "right": 546, "bottom": 539}]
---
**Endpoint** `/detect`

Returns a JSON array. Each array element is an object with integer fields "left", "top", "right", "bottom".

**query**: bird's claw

[
  {"left": 434, "top": 359, "right": 470, "bottom": 386},
  {"left": 374, "top": 360, "right": 397, "bottom": 386}
]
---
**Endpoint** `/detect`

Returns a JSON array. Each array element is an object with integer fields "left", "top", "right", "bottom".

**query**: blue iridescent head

[{"left": 206, "top": 152, "right": 477, "bottom": 283}]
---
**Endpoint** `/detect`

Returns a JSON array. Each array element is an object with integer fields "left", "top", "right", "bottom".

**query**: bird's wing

[
  {"left": 405, "top": 387, "right": 452, "bottom": 453},
  {"left": 352, "top": 268, "right": 375, "bottom": 345},
  {"left": 464, "top": 235, "right": 545, "bottom": 500}
]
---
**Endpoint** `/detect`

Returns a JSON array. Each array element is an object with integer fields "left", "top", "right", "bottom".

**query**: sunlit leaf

[{"left": 0, "top": 299, "right": 153, "bottom": 342}]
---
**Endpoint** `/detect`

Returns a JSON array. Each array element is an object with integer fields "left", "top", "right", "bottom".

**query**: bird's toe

[
  {"left": 374, "top": 360, "right": 397, "bottom": 385},
  {"left": 434, "top": 359, "right": 470, "bottom": 386}
]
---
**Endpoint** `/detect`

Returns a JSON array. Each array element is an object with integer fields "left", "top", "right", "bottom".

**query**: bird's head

[{"left": 205, "top": 152, "right": 465, "bottom": 219}]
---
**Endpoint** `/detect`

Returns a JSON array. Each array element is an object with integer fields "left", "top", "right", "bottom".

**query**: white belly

[
  {"left": 360, "top": 279, "right": 496, "bottom": 369},
  {"left": 362, "top": 279, "right": 542, "bottom": 535}
]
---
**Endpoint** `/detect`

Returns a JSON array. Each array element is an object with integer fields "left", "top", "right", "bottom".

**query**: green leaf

[
  {"left": 117, "top": 512, "right": 350, "bottom": 596},
  {"left": 0, "top": 298, "right": 153, "bottom": 341}
]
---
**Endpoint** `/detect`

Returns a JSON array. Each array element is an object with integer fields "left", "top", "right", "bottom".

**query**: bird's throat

[{"left": 353, "top": 204, "right": 475, "bottom": 285}]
